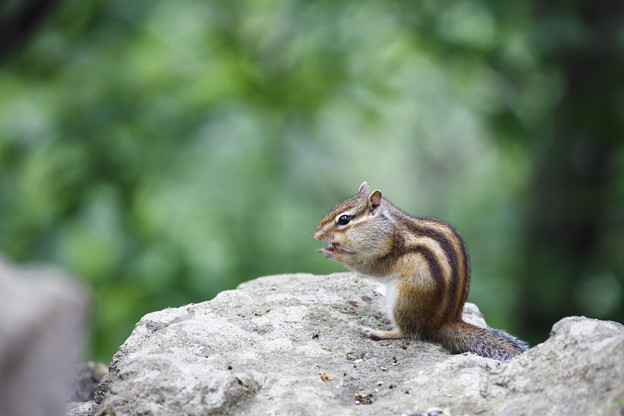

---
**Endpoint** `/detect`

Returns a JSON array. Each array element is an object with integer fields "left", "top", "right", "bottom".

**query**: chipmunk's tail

[{"left": 438, "top": 321, "right": 529, "bottom": 361}]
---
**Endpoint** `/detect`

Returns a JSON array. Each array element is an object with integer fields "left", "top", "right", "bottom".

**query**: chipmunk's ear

[
  {"left": 369, "top": 190, "right": 382, "bottom": 213},
  {"left": 358, "top": 182, "right": 370, "bottom": 194}
]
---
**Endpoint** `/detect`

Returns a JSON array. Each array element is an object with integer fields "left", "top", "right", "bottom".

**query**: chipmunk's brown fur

[{"left": 314, "top": 182, "right": 527, "bottom": 361}]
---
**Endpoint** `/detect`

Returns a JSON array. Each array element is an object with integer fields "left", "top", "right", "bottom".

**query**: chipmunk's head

[{"left": 314, "top": 182, "right": 395, "bottom": 269}]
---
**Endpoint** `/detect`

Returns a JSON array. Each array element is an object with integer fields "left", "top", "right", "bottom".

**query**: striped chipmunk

[{"left": 313, "top": 182, "right": 528, "bottom": 361}]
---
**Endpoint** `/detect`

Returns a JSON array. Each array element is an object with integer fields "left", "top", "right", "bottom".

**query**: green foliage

[{"left": 1, "top": 0, "right": 622, "bottom": 361}]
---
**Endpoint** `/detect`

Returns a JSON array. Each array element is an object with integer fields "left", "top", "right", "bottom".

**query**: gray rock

[
  {"left": 0, "top": 255, "right": 89, "bottom": 416},
  {"left": 65, "top": 401, "right": 99, "bottom": 416},
  {"left": 94, "top": 273, "right": 624, "bottom": 416}
]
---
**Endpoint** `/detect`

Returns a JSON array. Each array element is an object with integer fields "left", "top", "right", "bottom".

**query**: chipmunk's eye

[{"left": 337, "top": 215, "right": 352, "bottom": 225}]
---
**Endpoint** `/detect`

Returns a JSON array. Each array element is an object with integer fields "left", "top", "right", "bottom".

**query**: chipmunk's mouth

[{"left": 318, "top": 243, "right": 355, "bottom": 256}]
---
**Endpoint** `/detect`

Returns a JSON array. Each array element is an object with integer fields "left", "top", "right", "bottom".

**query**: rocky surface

[
  {"left": 89, "top": 272, "right": 624, "bottom": 416},
  {"left": 0, "top": 255, "right": 89, "bottom": 416}
]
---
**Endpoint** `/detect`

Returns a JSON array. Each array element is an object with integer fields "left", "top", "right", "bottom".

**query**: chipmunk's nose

[{"left": 313, "top": 227, "right": 324, "bottom": 241}]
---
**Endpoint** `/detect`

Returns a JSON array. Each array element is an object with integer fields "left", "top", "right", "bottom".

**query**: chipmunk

[{"left": 314, "top": 182, "right": 528, "bottom": 361}]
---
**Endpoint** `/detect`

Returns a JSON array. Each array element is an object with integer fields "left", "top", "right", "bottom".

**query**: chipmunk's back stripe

[
  {"left": 399, "top": 216, "right": 464, "bottom": 322},
  {"left": 451, "top": 226, "right": 470, "bottom": 319},
  {"left": 410, "top": 244, "right": 446, "bottom": 308},
  {"left": 427, "top": 217, "right": 470, "bottom": 320},
  {"left": 377, "top": 233, "right": 447, "bottom": 309}
]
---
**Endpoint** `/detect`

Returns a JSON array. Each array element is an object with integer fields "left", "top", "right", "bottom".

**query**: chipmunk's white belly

[
  {"left": 363, "top": 273, "right": 399, "bottom": 327},
  {"left": 383, "top": 279, "right": 399, "bottom": 327}
]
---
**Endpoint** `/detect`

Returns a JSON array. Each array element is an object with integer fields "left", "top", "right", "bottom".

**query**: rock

[
  {"left": 0, "top": 255, "right": 90, "bottom": 416},
  {"left": 93, "top": 273, "right": 624, "bottom": 416},
  {"left": 65, "top": 401, "right": 99, "bottom": 416},
  {"left": 480, "top": 316, "right": 624, "bottom": 414}
]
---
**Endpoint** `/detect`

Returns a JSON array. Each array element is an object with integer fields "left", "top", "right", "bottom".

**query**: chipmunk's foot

[{"left": 360, "top": 327, "right": 404, "bottom": 341}]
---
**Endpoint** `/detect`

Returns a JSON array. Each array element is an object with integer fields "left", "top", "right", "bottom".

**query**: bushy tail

[{"left": 438, "top": 321, "right": 528, "bottom": 361}]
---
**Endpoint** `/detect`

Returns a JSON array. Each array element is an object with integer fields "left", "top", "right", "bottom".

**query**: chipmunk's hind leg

[{"left": 360, "top": 327, "right": 406, "bottom": 341}]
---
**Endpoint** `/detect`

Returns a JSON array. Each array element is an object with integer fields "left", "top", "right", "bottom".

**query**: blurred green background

[{"left": 1, "top": 0, "right": 623, "bottom": 363}]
